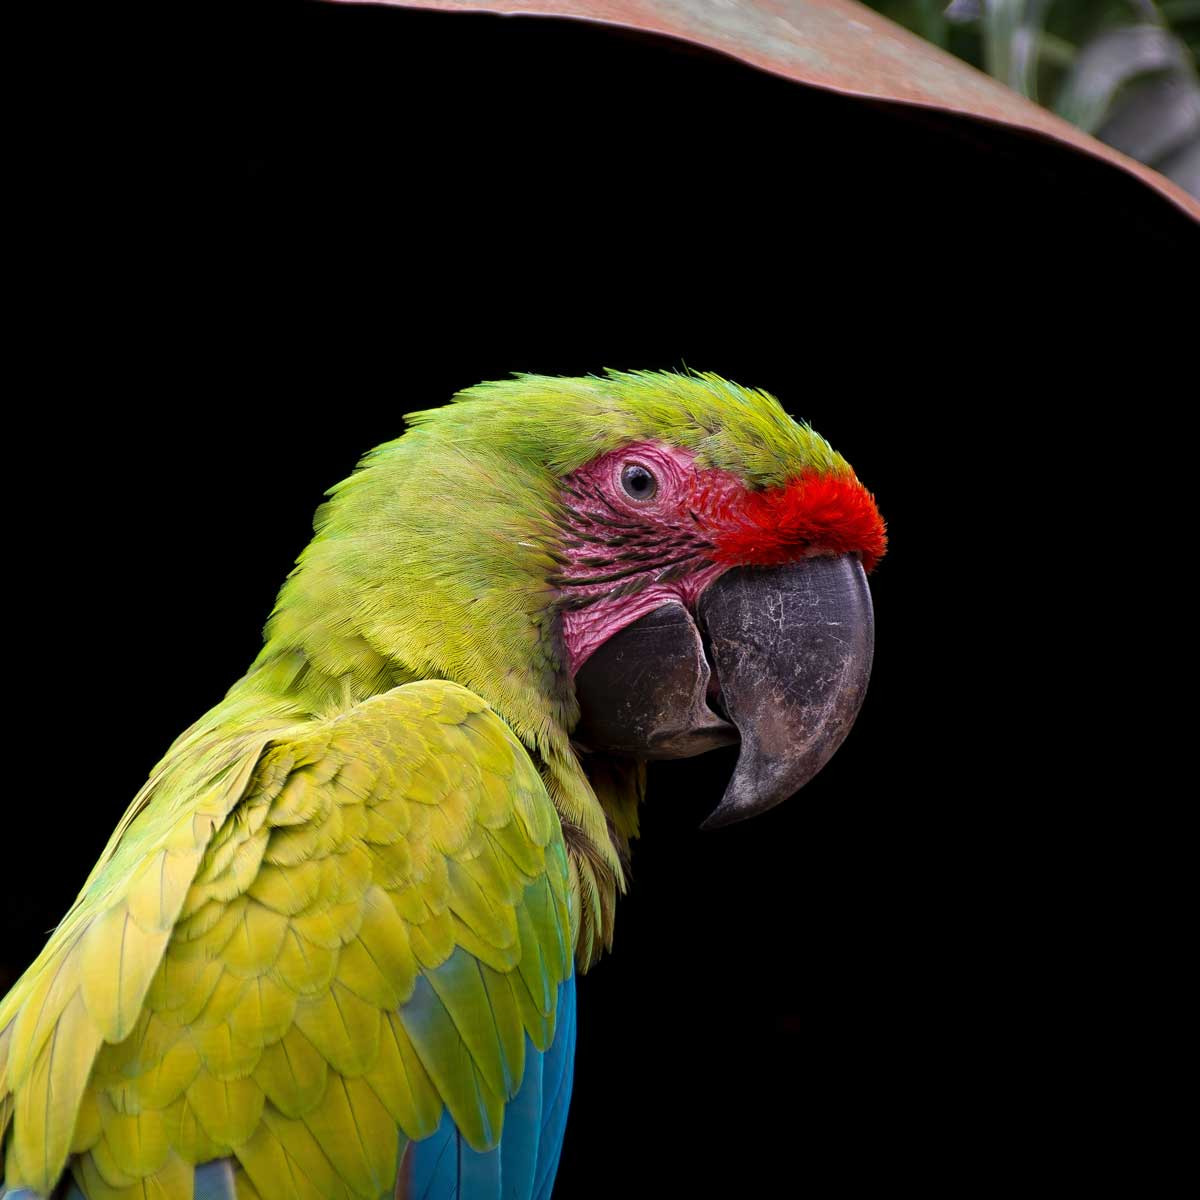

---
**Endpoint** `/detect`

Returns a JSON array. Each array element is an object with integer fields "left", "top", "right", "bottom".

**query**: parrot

[{"left": 0, "top": 369, "right": 886, "bottom": 1199}]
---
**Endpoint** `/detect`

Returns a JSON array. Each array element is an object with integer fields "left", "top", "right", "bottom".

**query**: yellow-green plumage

[
  {"left": 0, "top": 682, "right": 571, "bottom": 1197},
  {"left": 2, "top": 370, "right": 864, "bottom": 1198}
]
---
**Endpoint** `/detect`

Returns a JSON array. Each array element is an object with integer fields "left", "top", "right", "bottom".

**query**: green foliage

[{"left": 863, "top": 0, "right": 1200, "bottom": 195}]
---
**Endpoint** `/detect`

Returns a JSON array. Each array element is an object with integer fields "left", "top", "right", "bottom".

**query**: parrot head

[{"left": 253, "top": 370, "right": 885, "bottom": 963}]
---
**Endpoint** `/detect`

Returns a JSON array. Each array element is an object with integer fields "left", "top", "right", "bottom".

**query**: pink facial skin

[{"left": 556, "top": 442, "right": 739, "bottom": 676}]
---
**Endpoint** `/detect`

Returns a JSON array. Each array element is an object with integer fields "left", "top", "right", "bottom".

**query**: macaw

[{"left": 0, "top": 370, "right": 885, "bottom": 1199}]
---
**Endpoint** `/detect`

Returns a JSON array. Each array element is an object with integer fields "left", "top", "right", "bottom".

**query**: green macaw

[{"left": 0, "top": 370, "right": 885, "bottom": 1199}]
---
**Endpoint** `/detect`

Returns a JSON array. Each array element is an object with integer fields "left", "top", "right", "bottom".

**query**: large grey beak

[
  {"left": 697, "top": 556, "right": 874, "bottom": 828},
  {"left": 572, "top": 554, "right": 874, "bottom": 827}
]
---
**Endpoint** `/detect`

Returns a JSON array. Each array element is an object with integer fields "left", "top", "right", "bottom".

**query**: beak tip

[
  {"left": 699, "top": 776, "right": 801, "bottom": 831},
  {"left": 698, "top": 806, "right": 733, "bottom": 832},
  {"left": 697, "top": 554, "right": 874, "bottom": 825}
]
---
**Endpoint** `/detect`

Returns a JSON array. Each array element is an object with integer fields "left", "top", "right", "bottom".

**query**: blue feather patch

[
  {"left": 408, "top": 975, "right": 576, "bottom": 1200},
  {"left": 193, "top": 1159, "right": 238, "bottom": 1200}
]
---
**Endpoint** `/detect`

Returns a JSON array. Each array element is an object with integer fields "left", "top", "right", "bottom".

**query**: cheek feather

[{"left": 707, "top": 469, "right": 887, "bottom": 572}]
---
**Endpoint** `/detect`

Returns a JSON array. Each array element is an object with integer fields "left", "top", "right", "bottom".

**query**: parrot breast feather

[{"left": 0, "top": 680, "right": 573, "bottom": 1198}]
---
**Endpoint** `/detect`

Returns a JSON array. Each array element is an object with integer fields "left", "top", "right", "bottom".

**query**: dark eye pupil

[{"left": 621, "top": 464, "right": 656, "bottom": 499}]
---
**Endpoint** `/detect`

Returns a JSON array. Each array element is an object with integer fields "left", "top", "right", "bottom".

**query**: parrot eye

[{"left": 620, "top": 463, "right": 657, "bottom": 501}]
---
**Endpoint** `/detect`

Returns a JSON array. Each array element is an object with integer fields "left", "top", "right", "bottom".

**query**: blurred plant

[{"left": 863, "top": 0, "right": 1200, "bottom": 195}]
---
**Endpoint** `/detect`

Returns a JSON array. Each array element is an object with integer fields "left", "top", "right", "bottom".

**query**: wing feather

[{"left": 2, "top": 680, "right": 574, "bottom": 1199}]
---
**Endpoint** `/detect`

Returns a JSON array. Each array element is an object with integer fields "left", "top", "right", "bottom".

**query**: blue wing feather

[
  {"left": 532, "top": 979, "right": 576, "bottom": 1200},
  {"left": 407, "top": 975, "right": 576, "bottom": 1200},
  {"left": 192, "top": 1160, "right": 237, "bottom": 1200},
  {"left": 498, "top": 1037, "right": 543, "bottom": 1198}
]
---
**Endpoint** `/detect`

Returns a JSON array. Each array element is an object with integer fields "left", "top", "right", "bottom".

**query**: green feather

[{"left": 1, "top": 371, "right": 860, "bottom": 1195}]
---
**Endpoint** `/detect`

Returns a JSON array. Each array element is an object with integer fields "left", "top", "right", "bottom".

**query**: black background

[{"left": 7, "top": 1, "right": 1195, "bottom": 1193}]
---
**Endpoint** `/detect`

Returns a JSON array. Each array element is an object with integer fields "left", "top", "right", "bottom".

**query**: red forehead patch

[{"left": 708, "top": 469, "right": 887, "bottom": 573}]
